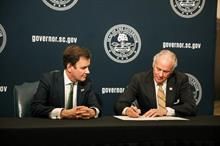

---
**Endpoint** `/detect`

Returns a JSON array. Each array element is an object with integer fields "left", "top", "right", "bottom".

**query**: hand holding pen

[{"left": 126, "top": 105, "right": 141, "bottom": 118}]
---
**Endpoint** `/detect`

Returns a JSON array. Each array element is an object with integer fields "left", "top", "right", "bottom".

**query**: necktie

[
  {"left": 157, "top": 85, "right": 166, "bottom": 110},
  {"left": 66, "top": 83, "right": 73, "bottom": 109}
]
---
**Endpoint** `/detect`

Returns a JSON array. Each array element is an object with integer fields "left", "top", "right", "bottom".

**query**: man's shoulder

[
  {"left": 42, "top": 70, "right": 62, "bottom": 80},
  {"left": 131, "top": 70, "right": 153, "bottom": 82},
  {"left": 171, "top": 70, "right": 188, "bottom": 81},
  {"left": 172, "top": 70, "right": 187, "bottom": 77},
  {"left": 43, "top": 69, "right": 61, "bottom": 75},
  {"left": 133, "top": 70, "right": 152, "bottom": 78}
]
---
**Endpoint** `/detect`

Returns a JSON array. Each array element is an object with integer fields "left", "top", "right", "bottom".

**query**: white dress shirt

[
  {"left": 49, "top": 70, "right": 76, "bottom": 119},
  {"left": 49, "top": 70, "right": 99, "bottom": 119}
]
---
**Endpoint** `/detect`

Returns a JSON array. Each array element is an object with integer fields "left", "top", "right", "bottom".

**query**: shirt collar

[
  {"left": 63, "top": 70, "right": 78, "bottom": 85},
  {"left": 154, "top": 80, "right": 167, "bottom": 88}
]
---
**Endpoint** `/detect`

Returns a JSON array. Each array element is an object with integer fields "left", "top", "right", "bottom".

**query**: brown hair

[{"left": 63, "top": 44, "right": 91, "bottom": 68}]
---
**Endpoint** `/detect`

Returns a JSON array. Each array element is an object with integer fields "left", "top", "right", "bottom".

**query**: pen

[{"left": 130, "top": 104, "right": 141, "bottom": 114}]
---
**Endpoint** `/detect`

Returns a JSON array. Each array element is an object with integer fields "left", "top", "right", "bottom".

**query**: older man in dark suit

[{"left": 114, "top": 49, "right": 196, "bottom": 117}]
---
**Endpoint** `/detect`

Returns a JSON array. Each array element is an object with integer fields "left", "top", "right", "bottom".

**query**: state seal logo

[
  {"left": 170, "top": 0, "right": 206, "bottom": 18},
  {"left": 42, "top": 0, "right": 78, "bottom": 11},
  {"left": 104, "top": 24, "right": 141, "bottom": 63},
  {"left": 185, "top": 73, "right": 202, "bottom": 105},
  {"left": 0, "top": 24, "right": 7, "bottom": 54}
]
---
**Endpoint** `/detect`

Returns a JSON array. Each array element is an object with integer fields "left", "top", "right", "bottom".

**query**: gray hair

[{"left": 152, "top": 49, "right": 178, "bottom": 71}]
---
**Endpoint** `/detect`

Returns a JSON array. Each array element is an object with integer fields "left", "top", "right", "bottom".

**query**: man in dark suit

[
  {"left": 114, "top": 49, "right": 196, "bottom": 117},
  {"left": 31, "top": 44, "right": 101, "bottom": 119}
]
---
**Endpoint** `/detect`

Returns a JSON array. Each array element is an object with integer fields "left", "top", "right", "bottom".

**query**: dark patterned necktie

[{"left": 66, "top": 83, "right": 73, "bottom": 109}]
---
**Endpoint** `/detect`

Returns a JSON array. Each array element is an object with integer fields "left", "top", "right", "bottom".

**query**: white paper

[{"left": 114, "top": 115, "right": 189, "bottom": 121}]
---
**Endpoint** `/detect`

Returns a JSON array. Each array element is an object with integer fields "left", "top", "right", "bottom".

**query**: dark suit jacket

[
  {"left": 31, "top": 70, "right": 101, "bottom": 118},
  {"left": 114, "top": 70, "right": 197, "bottom": 117}
]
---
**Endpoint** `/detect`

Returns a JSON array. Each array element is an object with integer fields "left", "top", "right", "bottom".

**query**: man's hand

[
  {"left": 143, "top": 108, "right": 167, "bottom": 117},
  {"left": 125, "top": 105, "right": 141, "bottom": 118},
  {"left": 60, "top": 106, "right": 96, "bottom": 119}
]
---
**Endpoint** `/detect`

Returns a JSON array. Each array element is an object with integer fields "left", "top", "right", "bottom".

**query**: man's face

[
  {"left": 153, "top": 56, "right": 173, "bottom": 85},
  {"left": 68, "top": 57, "right": 90, "bottom": 82}
]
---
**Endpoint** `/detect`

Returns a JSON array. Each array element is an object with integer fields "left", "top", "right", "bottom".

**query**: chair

[{"left": 13, "top": 81, "right": 39, "bottom": 118}]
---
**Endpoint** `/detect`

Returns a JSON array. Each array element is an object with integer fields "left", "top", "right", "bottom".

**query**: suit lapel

[
  {"left": 77, "top": 84, "right": 84, "bottom": 105},
  {"left": 145, "top": 72, "right": 157, "bottom": 107},
  {"left": 166, "top": 77, "right": 175, "bottom": 106},
  {"left": 58, "top": 74, "right": 65, "bottom": 107}
]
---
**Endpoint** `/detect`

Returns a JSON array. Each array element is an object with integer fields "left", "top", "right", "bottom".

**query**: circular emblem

[
  {"left": 170, "top": 0, "right": 206, "bottom": 18},
  {"left": 42, "top": 0, "right": 78, "bottom": 11},
  {"left": 104, "top": 24, "right": 141, "bottom": 63},
  {"left": 0, "top": 24, "right": 7, "bottom": 54},
  {"left": 185, "top": 73, "right": 202, "bottom": 105}
]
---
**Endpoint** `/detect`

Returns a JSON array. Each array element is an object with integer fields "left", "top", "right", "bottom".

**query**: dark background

[{"left": 0, "top": 0, "right": 217, "bottom": 116}]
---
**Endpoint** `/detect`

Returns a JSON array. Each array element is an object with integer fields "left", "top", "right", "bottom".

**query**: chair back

[{"left": 13, "top": 81, "right": 39, "bottom": 118}]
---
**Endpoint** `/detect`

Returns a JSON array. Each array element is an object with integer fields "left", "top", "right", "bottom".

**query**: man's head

[
  {"left": 152, "top": 49, "right": 177, "bottom": 84},
  {"left": 63, "top": 44, "right": 91, "bottom": 82}
]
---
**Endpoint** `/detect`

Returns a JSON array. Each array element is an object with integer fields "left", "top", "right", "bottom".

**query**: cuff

[
  {"left": 122, "top": 107, "right": 129, "bottom": 115},
  {"left": 90, "top": 107, "right": 100, "bottom": 118},
  {"left": 166, "top": 107, "right": 175, "bottom": 116},
  {"left": 49, "top": 108, "right": 63, "bottom": 119}
]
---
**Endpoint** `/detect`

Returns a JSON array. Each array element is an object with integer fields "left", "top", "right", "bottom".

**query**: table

[{"left": 0, "top": 116, "right": 220, "bottom": 146}]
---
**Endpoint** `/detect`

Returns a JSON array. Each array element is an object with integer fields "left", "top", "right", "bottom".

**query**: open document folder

[{"left": 114, "top": 115, "right": 189, "bottom": 121}]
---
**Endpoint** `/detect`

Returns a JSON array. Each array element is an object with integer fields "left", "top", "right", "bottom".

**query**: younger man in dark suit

[{"left": 31, "top": 44, "right": 101, "bottom": 119}]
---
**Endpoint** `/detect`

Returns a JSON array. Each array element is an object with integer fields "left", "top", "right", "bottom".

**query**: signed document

[{"left": 114, "top": 115, "right": 189, "bottom": 121}]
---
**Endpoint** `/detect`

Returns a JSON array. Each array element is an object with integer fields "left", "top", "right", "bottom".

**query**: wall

[{"left": 0, "top": 0, "right": 218, "bottom": 116}]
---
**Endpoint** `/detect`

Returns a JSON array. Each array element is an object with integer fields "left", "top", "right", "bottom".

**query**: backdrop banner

[{"left": 0, "top": 0, "right": 217, "bottom": 116}]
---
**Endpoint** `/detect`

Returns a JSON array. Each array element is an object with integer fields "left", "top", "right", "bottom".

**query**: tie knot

[
  {"left": 70, "top": 82, "right": 77, "bottom": 86},
  {"left": 158, "top": 84, "right": 163, "bottom": 88},
  {"left": 69, "top": 82, "right": 76, "bottom": 87}
]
